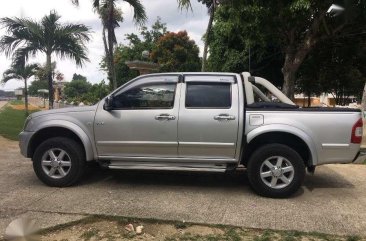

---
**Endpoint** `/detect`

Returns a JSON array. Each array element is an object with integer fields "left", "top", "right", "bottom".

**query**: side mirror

[{"left": 103, "top": 96, "right": 113, "bottom": 111}]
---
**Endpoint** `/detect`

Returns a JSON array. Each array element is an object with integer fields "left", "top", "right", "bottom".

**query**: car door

[
  {"left": 177, "top": 75, "right": 239, "bottom": 159},
  {"left": 94, "top": 75, "right": 181, "bottom": 158}
]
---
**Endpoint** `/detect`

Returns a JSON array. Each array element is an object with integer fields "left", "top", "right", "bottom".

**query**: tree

[
  {"left": 295, "top": 57, "right": 322, "bottom": 107},
  {"left": 192, "top": 0, "right": 366, "bottom": 99},
  {"left": 72, "top": 73, "right": 87, "bottom": 82},
  {"left": 64, "top": 77, "right": 109, "bottom": 104},
  {"left": 151, "top": 31, "right": 201, "bottom": 72},
  {"left": 298, "top": 36, "right": 366, "bottom": 106},
  {"left": 318, "top": 41, "right": 365, "bottom": 106},
  {"left": 1, "top": 62, "right": 39, "bottom": 115},
  {"left": 28, "top": 79, "right": 48, "bottom": 96},
  {"left": 83, "top": 80, "right": 109, "bottom": 104},
  {"left": 72, "top": 0, "right": 147, "bottom": 90},
  {"left": 0, "top": 11, "right": 91, "bottom": 109},
  {"left": 221, "top": 0, "right": 366, "bottom": 99},
  {"left": 28, "top": 62, "right": 57, "bottom": 96},
  {"left": 178, "top": 0, "right": 225, "bottom": 71},
  {"left": 207, "top": 5, "right": 284, "bottom": 87},
  {"left": 103, "top": 17, "right": 167, "bottom": 87},
  {"left": 64, "top": 78, "right": 92, "bottom": 100}
]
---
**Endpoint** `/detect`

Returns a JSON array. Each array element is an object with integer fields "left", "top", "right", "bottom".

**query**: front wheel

[
  {"left": 33, "top": 137, "right": 85, "bottom": 187},
  {"left": 247, "top": 144, "right": 305, "bottom": 198}
]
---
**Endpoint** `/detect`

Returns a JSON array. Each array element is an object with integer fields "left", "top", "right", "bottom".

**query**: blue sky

[{"left": 0, "top": 0, "right": 208, "bottom": 90}]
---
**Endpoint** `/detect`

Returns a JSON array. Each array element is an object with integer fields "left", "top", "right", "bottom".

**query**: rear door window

[{"left": 185, "top": 82, "right": 231, "bottom": 108}]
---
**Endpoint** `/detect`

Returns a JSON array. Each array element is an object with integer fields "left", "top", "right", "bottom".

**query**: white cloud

[{"left": 0, "top": 0, "right": 208, "bottom": 91}]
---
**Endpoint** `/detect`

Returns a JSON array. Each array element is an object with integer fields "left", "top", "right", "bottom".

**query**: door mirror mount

[{"left": 103, "top": 96, "right": 114, "bottom": 111}]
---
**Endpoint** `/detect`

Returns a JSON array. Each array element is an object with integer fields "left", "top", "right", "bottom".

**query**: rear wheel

[
  {"left": 33, "top": 137, "right": 85, "bottom": 187},
  {"left": 247, "top": 144, "right": 305, "bottom": 198}
]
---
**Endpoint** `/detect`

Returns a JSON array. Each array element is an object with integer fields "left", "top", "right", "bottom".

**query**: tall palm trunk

[
  {"left": 46, "top": 53, "right": 54, "bottom": 109},
  {"left": 202, "top": 9, "right": 214, "bottom": 72},
  {"left": 102, "top": 26, "right": 112, "bottom": 89},
  {"left": 107, "top": 0, "right": 117, "bottom": 90},
  {"left": 24, "top": 78, "right": 29, "bottom": 116}
]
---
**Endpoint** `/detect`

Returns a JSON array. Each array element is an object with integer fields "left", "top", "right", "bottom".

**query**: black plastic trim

[
  {"left": 247, "top": 107, "right": 361, "bottom": 112},
  {"left": 182, "top": 73, "right": 237, "bottom": 83}
]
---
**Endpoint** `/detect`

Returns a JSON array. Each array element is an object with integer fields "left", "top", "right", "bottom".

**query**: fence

[{"left": 28, "top": 97, "right": 88, "bottom": 109}]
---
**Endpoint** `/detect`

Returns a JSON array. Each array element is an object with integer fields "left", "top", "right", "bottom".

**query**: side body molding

[
  {"left": 246, "top": 124, "right": 318, "bottom": 165},
  {"left": 31, "top": 120, "right": 97, "bottom": 161}
]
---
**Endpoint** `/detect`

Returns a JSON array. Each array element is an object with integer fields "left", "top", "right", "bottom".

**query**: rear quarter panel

[{"left": 245, "top": 109, "right": 362, "bottom": 165}]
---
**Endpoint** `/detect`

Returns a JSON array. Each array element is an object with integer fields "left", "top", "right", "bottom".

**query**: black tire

[
  {"left": 247, "top": 144, "right": 305, "bottom": 198},
  {"left": 32, "top": 137, "right": 86, "bottom": 187}
]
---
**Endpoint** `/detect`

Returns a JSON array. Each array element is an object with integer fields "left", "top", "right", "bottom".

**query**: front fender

[
  {"left": 246, "top": 124, "right": 319, "bottom": 165},
  {"left": 31, "top": 120, "right": 96, "bottom": 161}
]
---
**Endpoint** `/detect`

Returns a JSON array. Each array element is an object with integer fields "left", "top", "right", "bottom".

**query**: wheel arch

[
  {"left": 243, "top": 126, "right": 318, "bottom": 167},
  {"left": 28, "top": 122, "right": 96, "bottom": 161}
]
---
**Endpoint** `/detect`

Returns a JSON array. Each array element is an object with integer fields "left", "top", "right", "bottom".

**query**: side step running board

[{"left": 108, "top": 165, "right": 226, "bottom": 172}]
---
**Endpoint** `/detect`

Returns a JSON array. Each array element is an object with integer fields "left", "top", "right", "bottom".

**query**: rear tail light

[{"left": 351, "top": 118, "right": 363, "bottom": 144}]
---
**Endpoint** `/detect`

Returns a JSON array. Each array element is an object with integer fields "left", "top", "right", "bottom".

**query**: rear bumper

[
  {"left": 19, "top": 131, "right": 34, "bottom": 158},
  {"left": 353, "top": 148, "right": 366, "bottom": 163}
]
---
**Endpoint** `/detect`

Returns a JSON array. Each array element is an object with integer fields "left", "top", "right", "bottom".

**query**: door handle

[
  {"left": 155, "top": 114, "right": 176, "bottom": 121},
  {"left": 214, "top": 114, "right": 236, "bottom": 121}
]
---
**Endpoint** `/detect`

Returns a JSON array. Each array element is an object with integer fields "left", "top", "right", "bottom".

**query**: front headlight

[{"left": 23, "top": 115, "right": 32, "bottom": 131}]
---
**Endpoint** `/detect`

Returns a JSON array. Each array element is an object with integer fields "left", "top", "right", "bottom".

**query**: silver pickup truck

[{"left": 19, "top": 72, "right": 365, "bottom": 198}]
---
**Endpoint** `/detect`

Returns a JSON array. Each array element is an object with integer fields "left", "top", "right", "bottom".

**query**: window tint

[
  {"left": 186, "top": 82, "right": 231, "bottom": 108},
  {"left": 113, "top": 83, "right": 176, "bottom": 109}
]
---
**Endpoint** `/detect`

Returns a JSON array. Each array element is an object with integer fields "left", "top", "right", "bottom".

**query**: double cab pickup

[{"left": 19, "top": 72, "right": 365, "bottom": 198}]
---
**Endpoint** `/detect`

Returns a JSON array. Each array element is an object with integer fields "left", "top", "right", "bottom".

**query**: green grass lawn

[
  {"left": 0, "top": 106, "right": 38, "bottom": 141},
  {"left": 9, "top": 99, "right": 25, "bottom": 105}
]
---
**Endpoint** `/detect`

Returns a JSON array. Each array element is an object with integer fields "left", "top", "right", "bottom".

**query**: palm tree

[
  {"left": 0, "top": 11, "right": 90, "bottom": 109},
  {"left": 2, "top": 62, "right": 39, "bottom": 115},
  {"left": 72, "top": 0, "right": 147, "bottom": 90},
  {"left": 178, "top": 0, "right": 220, "bottom": 71}
]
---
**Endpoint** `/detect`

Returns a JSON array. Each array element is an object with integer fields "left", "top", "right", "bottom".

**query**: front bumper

[{"left": 19, "top": 131, "right": 34, "bottom": 158}]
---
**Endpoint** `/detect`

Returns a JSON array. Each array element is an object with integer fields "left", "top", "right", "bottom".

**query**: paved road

[{"left": 0, "top": 136, "right": 366, "bottom": 238}]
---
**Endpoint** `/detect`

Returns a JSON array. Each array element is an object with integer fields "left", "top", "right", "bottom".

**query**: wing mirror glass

[{"left": 103, "top": 96, "right": 114, "bottom": 111}]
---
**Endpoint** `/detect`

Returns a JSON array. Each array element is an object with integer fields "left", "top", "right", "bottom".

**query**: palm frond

[
  {"left": 53, "top": 33, "right": 89, "bottom": 67},
  {"left": 0, "top": 17, "right": 25, "bottom": 33},
  {"left": 54, "top": 45, "right": 89, "bottom": 67},
  {"left": 2, "top": 62, "right": 37, "bottom": 86},
  {"left": 0, "top": 36, "right": 23, "bottom": 56},
  {"left": 0, "top": 17, "right": 44, "bottom": 56},
  {"left": 52, "top": 20, "right": 90, "bottom": 66},
  {"left": 58, "top": 24, "right": 91, "bottom": 42},
  {"left": 124, "top": 0, "right": 147, "bottom": 26},
  {"left": 1, "top": 17, "right": 42, "bottom": 41},
  {"left": 42, "top": 11, "right": 61, "bottom": 40},
  {"left": 22, "top": 63, "right": 40, "bottom": 79},
  {"left": 93, "top": 0, "right": 100, "bottom": 9},
  {"left": 12, "top": 44, "right": 41, "bottom": 66},
  {"left": 3, "top": 68, "right": 17, "bottom": 76},
  {"left": 98, "top": 5, "right": 123, "bottom": 28},
  {"left": 177, "top": 0, "right": 192, "bottom": 11},
  {"left": 42, "top": 10, "right": 61, "bottom": 26},
  {"left": 1, "top": 10, "right": 90, "bottom": 75},
  {"left": 2, "top": 74, "right": 19, "bottom": 84},
  {"left": 2, "top": 68, "right": 21, "bottom": 83}
]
